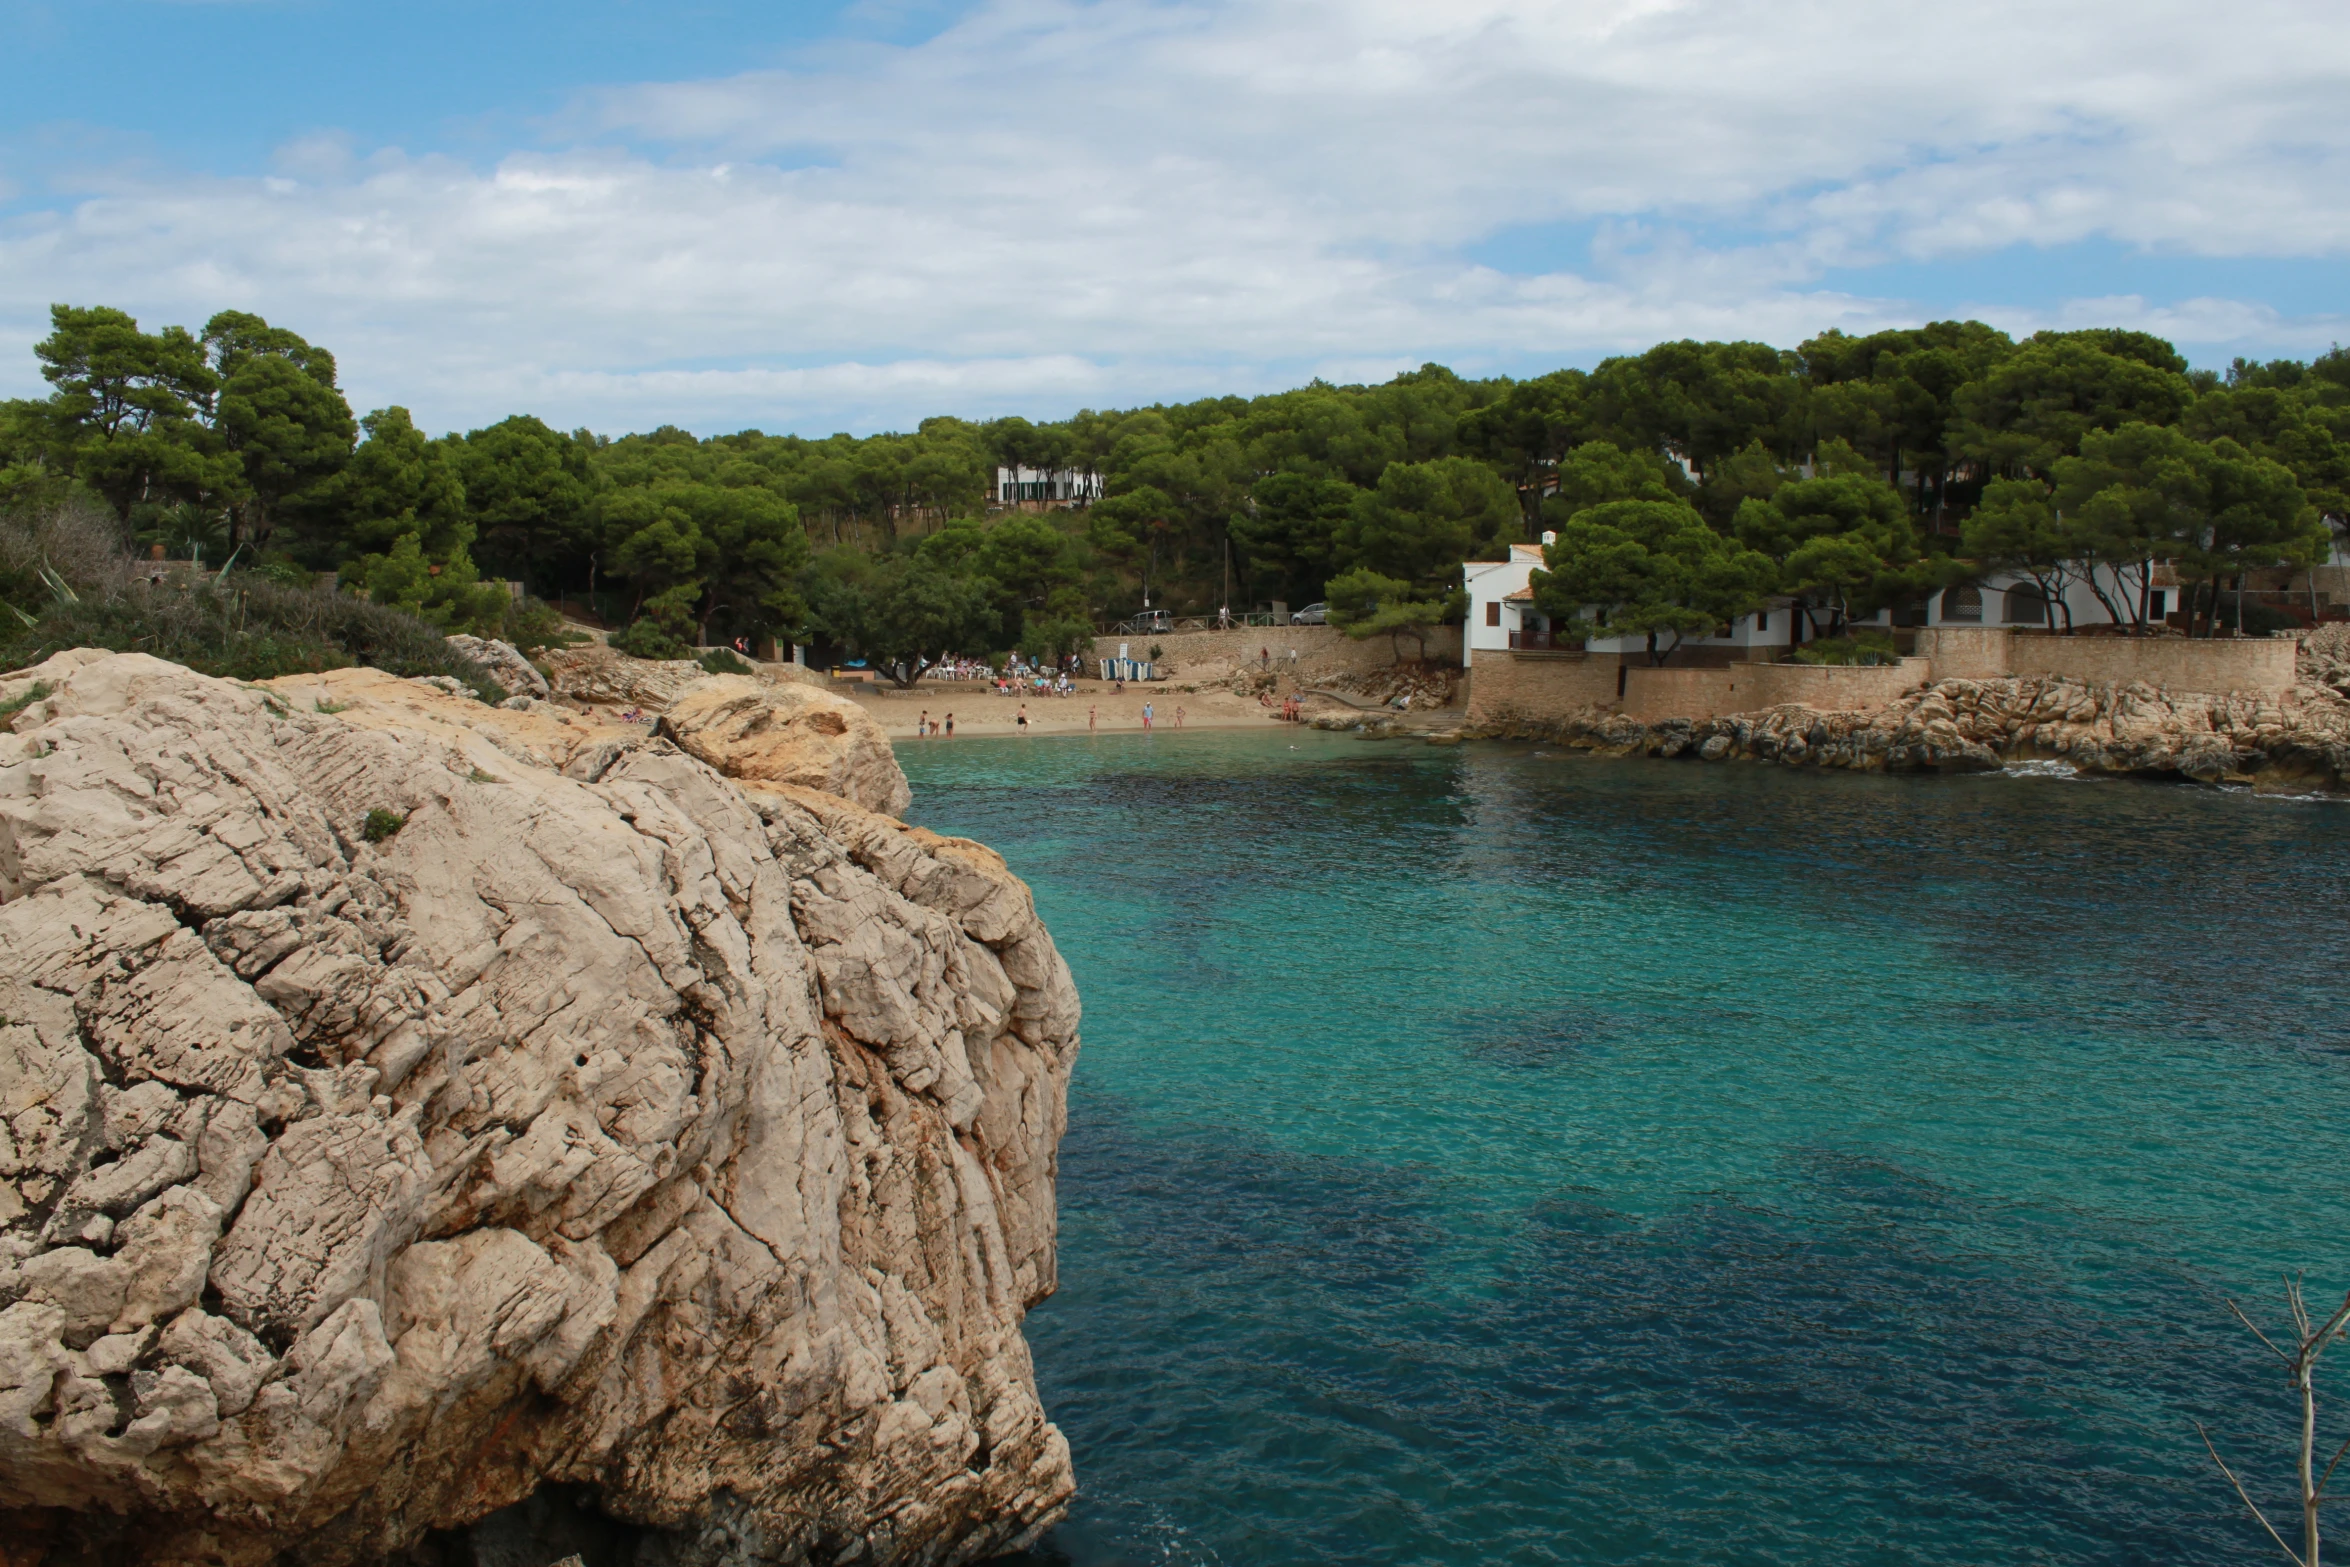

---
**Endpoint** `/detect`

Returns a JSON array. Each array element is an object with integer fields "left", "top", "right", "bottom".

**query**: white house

[
  {"left": 1462, "top": 537, "right": 1797, "bottom": 666},
  {"left": 1466, "top": 541, "right": 2188, "bottom": 666},
  {"left": 1914, "top": 564, "right": 2177, "bottom": 630},
  {"left": 992, "top": 466, "right": 1104, "bottom": 507}
]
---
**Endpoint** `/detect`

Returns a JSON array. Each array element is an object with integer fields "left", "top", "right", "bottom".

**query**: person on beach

[
  {"left": 1017, "top": 704, "right": 1030, "bottom": 734},
  {"left": 918, "top": 710, "right": 929, "bottom": 737},
  {"left": 1088, "top": 704, "right": 1097, "bottom": 732},
  {"left": 1175, "top": 705, "right": 1185, "bottom": 729},
  {"left": 1142, "top": 702, "right": 1154, "bottom": 730},
  {"left": 944, "top": 712, "right": 955, "bottom": 737},
  {"left": 1260, "top": 646, "right": 1270, "bottom": 671}
]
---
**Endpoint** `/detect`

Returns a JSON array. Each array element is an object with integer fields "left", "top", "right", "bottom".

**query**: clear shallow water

[{"left": 895, "top": 731, "right": 2350, "bottom": 1567}]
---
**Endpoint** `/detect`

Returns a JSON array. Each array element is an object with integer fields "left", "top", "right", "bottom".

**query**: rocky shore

[
  {"left": 0, "top": 650, "right": 1078, "bottom": 1564},
  {"left": 1446, "top": 667, "right": 2350, "bottom": 789}
]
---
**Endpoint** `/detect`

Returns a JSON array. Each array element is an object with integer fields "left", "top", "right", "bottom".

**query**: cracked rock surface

[{"left": 0, "top": 650, "right": 1078, "bottom": 1565}]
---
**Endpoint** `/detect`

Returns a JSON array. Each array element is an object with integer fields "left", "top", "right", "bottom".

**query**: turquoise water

[{"left": 895, "top": 731, "right": 2350, "bottom": 1567}]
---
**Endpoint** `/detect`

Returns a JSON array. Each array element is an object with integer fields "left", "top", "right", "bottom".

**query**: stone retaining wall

[
  {"left": 1912, "top": 627, "right": 2296, "bottom": 692},
  {"left": 1621, "top": 659, "right": 1929, "bottom": 721},
  {"left": 1462, "top": 653, "right": 1621, "bottom": 726},
  {"left": 1470, "top": 630, "right": 2295, "bottom": 731}
]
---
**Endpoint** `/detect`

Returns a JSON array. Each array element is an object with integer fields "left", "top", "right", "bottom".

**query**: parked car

[
  {"left": 1291, "top": 602, "right": 1328, "bottom": 625},
  {"left": 1122, "top": 609, "right": 1175, "bottom": 634}
]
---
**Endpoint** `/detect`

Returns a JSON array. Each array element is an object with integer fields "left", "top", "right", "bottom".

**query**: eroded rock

[
  {"left": 443, "top": 637, "right": 550, "bottom": 701},
  {"left": 661, "top": 677, "right": 912, "bottom": 818},
  {"left": 0, "top": 650, "right": 1077, "bottom": 1564}
]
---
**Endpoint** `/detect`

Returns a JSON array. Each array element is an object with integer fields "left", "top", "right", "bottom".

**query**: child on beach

[
  {"left": 918, "top": 710, "right": 929, "bottom": 736},
  {"left": 1017, "top": 704, "right": 1030, "bottom": 734}
]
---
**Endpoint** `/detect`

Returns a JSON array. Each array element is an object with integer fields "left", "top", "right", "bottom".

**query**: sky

[{"left": 1, "top": 0, "right": 2346, "bottom": 438}]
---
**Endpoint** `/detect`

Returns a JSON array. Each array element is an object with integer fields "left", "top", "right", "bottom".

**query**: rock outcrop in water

[
  {"left": 0, "top": 650, "right": 1077, "bottom": 1565},
  {"left": 1465, "top": 671, "right": 2350, "bottom": 789}
]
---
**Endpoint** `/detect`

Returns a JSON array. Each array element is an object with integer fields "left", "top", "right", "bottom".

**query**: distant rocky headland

[{"left": 0, "top": 649, "right": 1078, "bottom": 1564}]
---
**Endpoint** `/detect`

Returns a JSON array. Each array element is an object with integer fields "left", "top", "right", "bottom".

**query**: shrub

[
  {"left": 361, "top": 807, "right": 406, "bottom": 843},
  {"left": 0, "top": 575, "right": 503, "bottom": 702},
  {"left": 1789, "top": 631, "right": 1902, "bottom": 666},
  {"left": 696, "top": 647, "right": 754, "bottom": 676},
  {"left": 502, "top": 595, "right": 588, "bottom": 655}
]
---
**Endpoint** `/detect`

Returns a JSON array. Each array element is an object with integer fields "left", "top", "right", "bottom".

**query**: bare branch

[
  {"left": 2316, "top": 1432, "right": 2350, "bottom": 1503},
  {"left": 2233, "top": 1298, "right": 2294, "bottom": 1364},
  {"left": 2204, "top": 1423, "right": 2308, "bottom": 1567},
  {"left": 2316, "top": 1293, "right": 2350, "bottom": 1356}
]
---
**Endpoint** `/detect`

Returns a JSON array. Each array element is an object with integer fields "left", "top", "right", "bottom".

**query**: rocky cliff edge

[{"left": 0, "top": 650, "right": 1077, "bottom": 1565}]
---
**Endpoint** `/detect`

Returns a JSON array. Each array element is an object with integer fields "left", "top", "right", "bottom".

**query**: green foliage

[
  {"left": 1960, "top": 478, "right": 2070, "bottom": 629},
  {"left": 1787, "top": 631, "right": 1902, "bottom": 667},
  {"left": 696, "top": 647, "right": 754, "bottom": 675},
  {"left": 2050, "top": 421, "right": 2325, "bottom": 632},
  {"left": 1734, "top": 469, "right": 1922, "bottom": 632},
  {"left": 0, "top": 577, "right": 501, "bottom": 699},
  {"left": 459, "top": 415, "right": 596, "bottom": 589},
  {"left": 361, "top": 808, "right": 406, "bottom": 844},
  {"left": 1323, "top": 567, "right": 1444, "bottom": 661},
  {"left": 501, "top": 595, "right": 586, "bottom": 655},
  {"left": 20, "top": 299, "right": 2350, "bottom": 665},
  {"left": 1948, "top": 330, "right": 2196, "bottom": 478},
  {"left": 351, "top": 532, "right": 511, "bottom": 634},
  {"left": 1337, "top": 457, "right": 1521, "bottom": 590},
  {"left": 1539, "top": 441, "right": 1685, "bottom": 531},
  {"left": 610, "top": 580, "right": 700, "bottom": 659},
  {"left": 801, "top": 548, "right": 998, "bottom": 687},
  {"left": 1533, "top": 499, "right": 1776, "bottom": 665}
]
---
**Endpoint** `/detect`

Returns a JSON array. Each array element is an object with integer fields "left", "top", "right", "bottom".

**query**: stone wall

[
  {"left": 1469, "top": 629, "right": 2297, "bottom": 733},
  {"left": 1463, "top": 653, "right": 1621, "bottom": 726},
  {"left": 1093, "top": 623, "right": 1461, "bottom": 683},
  {"left": 1911, "top": 627, "right": 2013, "bottom": 681},
  {"left": 1620, "top": 659, "right": 1929, "bottom": 721},
  {"left": 1909, "top": 627, "right": 2300, "bottom": 693},
  {"left": 2007, "top": 631, "right": 2297, "bottom": 693}
]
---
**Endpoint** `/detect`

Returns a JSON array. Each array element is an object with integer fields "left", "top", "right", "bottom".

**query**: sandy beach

[{"left": 840, "top": 678, "right": 1311, "bottom": 737}]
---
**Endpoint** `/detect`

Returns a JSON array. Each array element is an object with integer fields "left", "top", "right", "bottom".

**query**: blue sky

[{"left": 2, "top": 0, "right": 2346, "bottom": 436}]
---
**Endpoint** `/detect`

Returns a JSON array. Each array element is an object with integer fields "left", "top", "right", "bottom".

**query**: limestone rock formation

[
  {"left": 1470, "top": 670, "right": 2350, "bottom": 790},
  {"left": 660, "top": 678, "right": 912, "bottom": 819},
  {"left": 442, "top": 638, "right": 550, "bottom": 701},
  {"left": 538, "top": 645, "right": 709, "bottom": 712},
  {"left": 0, "top": 649, "right": 1078, "bottom": 1564}
]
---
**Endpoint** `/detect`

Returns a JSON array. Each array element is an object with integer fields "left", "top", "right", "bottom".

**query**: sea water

[{"left": 894, "top": 729, "right": 2350, "bottom": 1567}]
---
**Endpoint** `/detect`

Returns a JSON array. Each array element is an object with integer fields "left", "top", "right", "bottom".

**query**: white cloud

[{"left": 3, "top": 0, "right": 2347, "bottom": 433}]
